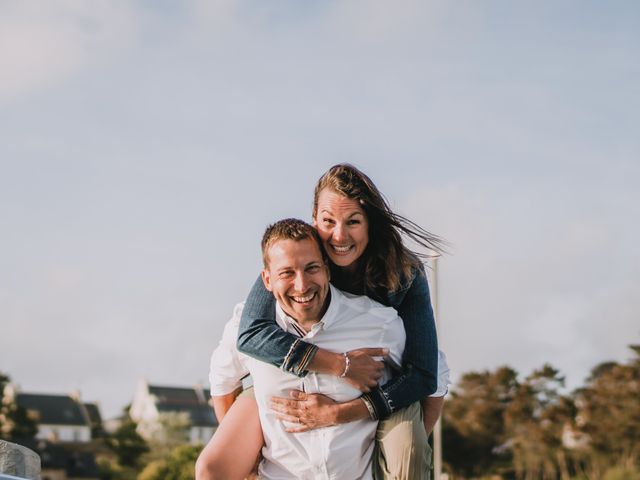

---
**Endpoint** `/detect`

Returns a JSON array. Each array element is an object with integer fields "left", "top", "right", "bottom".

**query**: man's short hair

[{"left": 261, "top": 218, "right": 327, "bottom": 268}]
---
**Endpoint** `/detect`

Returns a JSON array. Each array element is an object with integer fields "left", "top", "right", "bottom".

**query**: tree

[
  {"left": 143, "top": 411, "right": 191, "bottom": 461},
  {"left": 137, "top": 444, "right": 201, "bottom": 480},
  {"left": 0, "top": 372, "right": 10, "bottom": 437},
  {"left": 0, "top": 372, "right": 37, "bottom": 442},
  {"left": 106, "top": 413, "right": 149, "bottom": 469},
  {"left": 503, "top": 364, "right": 571, "bottom": 480},
  {"left": 575, "top": 345, "right": 640, "bottom": 476},
  {"left": 442, "top": 366, "right": 519, "bottom": 477}
]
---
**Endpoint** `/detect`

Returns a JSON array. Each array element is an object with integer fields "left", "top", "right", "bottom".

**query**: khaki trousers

[{"left": 373, "top": 401, "right": 432, "bottom": 480}]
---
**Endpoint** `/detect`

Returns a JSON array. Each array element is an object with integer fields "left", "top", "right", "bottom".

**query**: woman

[{"left": 197, "top": 164, "right": 445, "bottom": 480}]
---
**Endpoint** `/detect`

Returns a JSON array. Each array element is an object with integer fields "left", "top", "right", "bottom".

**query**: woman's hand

[
  {"left": 270, "top": 390, "right": 340, "bottom": 433},
  {"left": 342, "top": 348, "right": 387, "bottom": 392}
]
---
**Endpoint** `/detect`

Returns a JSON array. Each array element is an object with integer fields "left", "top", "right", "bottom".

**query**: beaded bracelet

[{"left": 340, "top": 352, "right": 351, "bottom": 378}]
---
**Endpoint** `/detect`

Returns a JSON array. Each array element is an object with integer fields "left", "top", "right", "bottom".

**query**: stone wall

[{"left": 0, "top": 440, "right": 40, "bottom": 479}]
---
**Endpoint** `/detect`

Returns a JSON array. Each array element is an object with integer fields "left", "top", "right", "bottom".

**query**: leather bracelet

[{"left": 340, "top": 352, "right": 351, "bottom": 378}]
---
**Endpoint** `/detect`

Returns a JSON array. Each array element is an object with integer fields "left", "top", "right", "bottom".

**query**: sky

[{"left": 1, "top": 0, "right": 639, "bottom": 419}]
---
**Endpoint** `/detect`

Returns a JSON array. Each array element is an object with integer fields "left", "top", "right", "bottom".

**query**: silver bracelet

[{"left": 340, "top": 352, "right": 351, "bottom": 378}]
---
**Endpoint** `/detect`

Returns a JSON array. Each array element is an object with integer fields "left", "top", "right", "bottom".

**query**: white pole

[{"left": 431, "top": 256, "right": 443, "bottom": 480}]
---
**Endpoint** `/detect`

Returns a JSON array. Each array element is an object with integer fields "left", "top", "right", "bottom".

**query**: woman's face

[{"left": 314, "top": 188, "right": 369, "bottom": 270}]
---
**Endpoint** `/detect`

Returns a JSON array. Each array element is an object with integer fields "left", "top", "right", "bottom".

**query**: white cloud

[{"left": 0, "top": 1, "right": 137, "bottom": 102}]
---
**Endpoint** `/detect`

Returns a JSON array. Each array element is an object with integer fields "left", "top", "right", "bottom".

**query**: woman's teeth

[{"left": 332, "top": 245, "right": 352, "bottom": 253}]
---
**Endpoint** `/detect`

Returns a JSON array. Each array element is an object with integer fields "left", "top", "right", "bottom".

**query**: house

[
  {"left": 13, "top": 391, "right": 96, "bottom": 443},
  {"left": 18, "top": 439, "right": 101, "bottom": 480},
  {"left": 129, "top": 380, "right": 218, "bottom": 444},
  {"left": 5, "top": 388, "right": 102, "bottom": 480}
]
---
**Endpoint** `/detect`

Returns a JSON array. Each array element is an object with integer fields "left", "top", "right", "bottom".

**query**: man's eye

[
  {"left": 280, "top": 271, "right": 294, "bottom": 278},
  {"left": 307, "top": 266, "right": 320, "bottom": 273}
]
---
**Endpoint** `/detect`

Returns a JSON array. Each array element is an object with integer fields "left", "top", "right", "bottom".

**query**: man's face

[{"left": 262, "top": 237, "right": 330, "bottom": 326}]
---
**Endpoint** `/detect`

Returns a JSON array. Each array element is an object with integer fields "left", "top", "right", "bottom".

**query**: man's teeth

[
  {"left": 293, "top": 293, "right": 315, "bottom": 303},
  {"left": 333, "top": 245, "right": 352, "bottom": 253}
]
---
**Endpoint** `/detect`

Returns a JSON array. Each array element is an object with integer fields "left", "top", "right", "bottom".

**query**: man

[
  {"left": 197, "top": 219, "right": 450, "bottom": 479},
  {"left": 203, "top": 218, "right": 406, "bottom": 479}
]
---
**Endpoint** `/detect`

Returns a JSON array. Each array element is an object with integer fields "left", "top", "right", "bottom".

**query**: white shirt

[{"left": 210, "top": 285, "right": 405, "bottom": 480}]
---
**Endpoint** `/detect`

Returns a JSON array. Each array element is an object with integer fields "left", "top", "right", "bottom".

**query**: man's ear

[{"left": 261, "top": 269, "right": 273, "bottom": 292}]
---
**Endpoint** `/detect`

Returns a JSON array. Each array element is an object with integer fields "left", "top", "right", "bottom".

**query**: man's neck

[{"left": 282, "top": 289, "right": 332, "bottom": 333}]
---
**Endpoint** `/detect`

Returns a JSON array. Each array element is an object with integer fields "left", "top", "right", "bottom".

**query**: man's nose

[{"left": 294, "top": 272, "right": 309, "bottom": 292}]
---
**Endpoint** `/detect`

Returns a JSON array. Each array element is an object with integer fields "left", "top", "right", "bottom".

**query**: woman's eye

[
  {"left": 322, "top": 218, "right": 334, "bottom": 225},
  {"left": 347, "top": 219, "right": 360, "bottom": 225}
]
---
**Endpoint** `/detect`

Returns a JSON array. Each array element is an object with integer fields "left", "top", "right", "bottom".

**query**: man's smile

[{"left": 290, "top": 292, "right": 317, "bottom": 304}]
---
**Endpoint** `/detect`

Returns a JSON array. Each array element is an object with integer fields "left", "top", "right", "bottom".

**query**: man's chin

[{"left": 289, "top": 306, "right": 321, "bottom": 323}]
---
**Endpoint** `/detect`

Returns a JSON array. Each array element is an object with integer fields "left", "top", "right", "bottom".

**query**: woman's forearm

[{"left": 335, "top": 398, "right": 372, "bottom": 424}]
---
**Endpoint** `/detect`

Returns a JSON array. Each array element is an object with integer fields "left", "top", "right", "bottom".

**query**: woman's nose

[{"left": 333, "top": 223, "right": 347, "bottom": 242}]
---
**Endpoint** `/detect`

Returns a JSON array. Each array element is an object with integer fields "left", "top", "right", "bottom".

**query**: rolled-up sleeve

[
  {"left": 209, "top": 303, "right": 250, "bottom": 396},
  {"left": 430, "top": 350, "right": 450, "bottom": 398}
]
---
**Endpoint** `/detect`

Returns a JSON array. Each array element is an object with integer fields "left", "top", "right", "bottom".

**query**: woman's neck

[{"left": 331, "top": 263, "right": 365, "bottom": 295}]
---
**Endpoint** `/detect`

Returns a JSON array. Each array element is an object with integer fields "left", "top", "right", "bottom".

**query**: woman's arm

[
  {"left": 237, "top": 275, "right": 387, "bottom": 391},
  {"left": 270, "top": 391, "right": 371, "bottom": 432},
  {"left": 365, "top": 267, "right": 439, "bottom": 419}
]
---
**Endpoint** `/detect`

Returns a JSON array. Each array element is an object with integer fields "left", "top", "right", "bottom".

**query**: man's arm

[
  {"left": 421, "top": 396, "right": 444, "bottom": 436},
  {"left": 421, "top": 350, "right": 450, "bottom": 435},
  {"left": 209, "top": 303, "right": 250, "bottom": 409},
  {"left": 212, "top": 387, "right": 243, "bottom": 422}
]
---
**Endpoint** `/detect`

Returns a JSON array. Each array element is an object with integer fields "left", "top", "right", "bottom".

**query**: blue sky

[{"left": 1, "top": 1, "right": 638, "bottom": 418}]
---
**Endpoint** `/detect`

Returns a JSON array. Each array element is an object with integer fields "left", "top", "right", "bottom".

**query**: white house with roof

[
  {"left": 9, "top": 388, "right": 95, "bottom": 443},
  {"left": 129, "top": 380, "right": 218, "bottom": 445}
]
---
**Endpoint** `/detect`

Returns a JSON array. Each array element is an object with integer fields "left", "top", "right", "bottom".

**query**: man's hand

[
  {"left": 270, "top": 390, "right": 340, "bottom": 433},
  {"left": 342, "top": 348, "right": 387, "bottom": 392}
]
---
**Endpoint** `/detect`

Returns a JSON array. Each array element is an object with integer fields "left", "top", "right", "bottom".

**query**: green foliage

[
  {"left": 139, "top": 411, "right": 192, "bottom": 465},
  {"left": 443, "top": 347, "right": 640, "bottom": 480},
  {"left": 442, "top": 366, "right": 518, "bottom": 477},
  {"left": 0, "top": 371, "right": 37, "bottom": 441},
  {"left": 601, "top": 465, "right": 640, "bottom": 480},
  {"left": 575, "top": 345, "right": 640, "bottom": 476},
  {"left": 137, "top": 444, "right": 201, "bottom": 480},
  {"left": 97, "top": 458, "right": 139, "bottom": 480},
  {"left": 106, "top": 415, "right": 150, "bottom": 468},
  {"left": 0, "top": 372, "right": 10, "bottom": 437}
]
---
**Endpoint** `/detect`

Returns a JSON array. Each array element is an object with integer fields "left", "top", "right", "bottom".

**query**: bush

[{"left": 602, "top": 465, "right": 640, "bottom": 480}]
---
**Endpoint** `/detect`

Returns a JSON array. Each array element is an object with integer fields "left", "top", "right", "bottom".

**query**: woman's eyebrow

[{"left": 320, "top": 209, "right": 364, "bottom": 217}]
